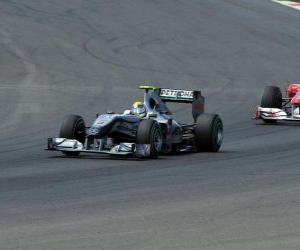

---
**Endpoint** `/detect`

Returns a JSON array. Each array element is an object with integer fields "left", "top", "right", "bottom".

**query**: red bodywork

[
  {"left": 287, "top": 84, "right": 300, "bottom": 104},
  {"left": 287, "top": 84, "right": 300, "bottom": 98},
  {"left": 291, "top": 92, "right": 300, "bottom": 105}
]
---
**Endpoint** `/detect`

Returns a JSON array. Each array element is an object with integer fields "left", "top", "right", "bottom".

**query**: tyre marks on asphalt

[{"left": 0, "top": 29, "right": 40, "bottom": 130}]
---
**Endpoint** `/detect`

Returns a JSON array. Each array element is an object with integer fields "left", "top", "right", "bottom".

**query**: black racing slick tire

[
  {"left": 59, "top": 114, "right": 86, "bottom": 156},
  {"left": 194, "top": 114, "right": 223, "bottom": 152},
  {"left": 260, "top": 86, "right": 282, "bottom": 124},
  {"left": 136, "top": 119, "right": 162, "bottom": 159}
]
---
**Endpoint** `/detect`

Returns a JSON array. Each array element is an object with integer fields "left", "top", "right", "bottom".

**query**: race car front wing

[
  {"left": 253, "top": 107, "right": 300, "bottom": 121},
  {"left": 46, "top": 138, "right": 151, "bottom": 157}
]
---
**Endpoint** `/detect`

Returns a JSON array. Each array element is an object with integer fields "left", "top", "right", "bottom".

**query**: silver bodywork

[{"left": 47, "top": 86, "right": 205, "bottom": 157}]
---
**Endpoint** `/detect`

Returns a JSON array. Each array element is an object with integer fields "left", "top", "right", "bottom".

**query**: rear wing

[
  {"left": 159, "top": 88, "right": 205, "bottom": 122},
  {"left": 158, "top": 88, "right": 199, "bottom": 103},
  {"left": 139, "top": 85, "right": 205, "bottom": 122}
]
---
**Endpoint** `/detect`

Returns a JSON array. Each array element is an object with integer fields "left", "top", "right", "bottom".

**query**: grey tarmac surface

[{"left": 0, "top": 0, "right": 300, "bottom": 249}]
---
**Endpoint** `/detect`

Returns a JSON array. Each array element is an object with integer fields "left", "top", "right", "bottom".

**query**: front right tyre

[
  {"left": 260, "top": 86, "right": 282, "bottom": 124},
  {"left": 59, "top": 114, "right": 86, "bottom": 156}
]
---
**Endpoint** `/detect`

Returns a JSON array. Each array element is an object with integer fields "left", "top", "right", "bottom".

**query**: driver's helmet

[{"left": 131, "top": 101, "right": 147, "bottom": 117}]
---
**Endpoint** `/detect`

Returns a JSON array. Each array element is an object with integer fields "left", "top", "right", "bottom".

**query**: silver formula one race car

[
  {"left": 254, "top": 84, "right": 300, "bottom": 123},
  {"left": 47, "top": 85, "right": 223, "bottom": 158}
]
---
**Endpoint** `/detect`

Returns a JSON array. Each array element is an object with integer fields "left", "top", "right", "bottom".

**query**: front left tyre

[{"left": 59, "top": 114, "right": 86, "bottom": 156}]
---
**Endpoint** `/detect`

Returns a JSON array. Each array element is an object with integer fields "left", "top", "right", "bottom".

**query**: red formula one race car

[{"left": 254, "top": 84, "right": 300, "bottom": 123}]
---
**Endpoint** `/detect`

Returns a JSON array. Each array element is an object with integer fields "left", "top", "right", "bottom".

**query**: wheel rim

[
  {"left": 216, "top": 124, "right": 223, "bottom": 146},
  {"left": 153, "top": 127, "right": 163, "bottom": 151}
]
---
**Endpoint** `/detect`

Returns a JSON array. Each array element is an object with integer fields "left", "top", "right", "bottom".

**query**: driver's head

[{"left": 131, "top": 101, "right": 147, "bottom": 117}]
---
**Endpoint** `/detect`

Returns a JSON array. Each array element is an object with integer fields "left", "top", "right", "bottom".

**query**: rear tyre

[
  {"left": 136, "top": 119, "right": 162, "bottom": 158},
  {"left": 59, "top": 114, "right": 86, "bottom": 156},
  {"left": 261, "top": 86, "right": 282, "bottom": 124},
  {"left": 194, "top": 114, "right": 223, "bottom": 152}
]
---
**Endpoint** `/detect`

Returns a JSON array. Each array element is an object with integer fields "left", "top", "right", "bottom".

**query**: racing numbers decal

[
  {"left": 160, "top": 89, "right": 177, "bottom": 97},
  {"left": 160, "top": 89, "right": 193, "bottom": 99},
  {"left": 179, "top": 90, "right": 194, "bottom": 99}
]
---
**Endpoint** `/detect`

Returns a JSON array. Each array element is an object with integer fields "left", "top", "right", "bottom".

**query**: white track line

[{"left": 272, "top": 0, "right": 300, "bottom": 10}]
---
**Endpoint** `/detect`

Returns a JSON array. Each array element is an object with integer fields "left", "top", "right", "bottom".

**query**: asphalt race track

[{"left": 0, "top": 0, "right": 300, "bottom": 249}]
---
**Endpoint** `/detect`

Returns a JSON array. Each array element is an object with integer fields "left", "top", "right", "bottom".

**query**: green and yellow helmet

[{"left": 131, "top": 101, "right": 147, "bottom": 117}]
